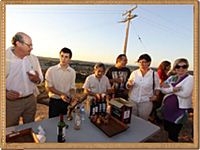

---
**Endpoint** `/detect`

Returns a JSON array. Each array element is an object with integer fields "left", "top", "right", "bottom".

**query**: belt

[{"left": 16, "top": 94, "right": 34, "bottom": 100}]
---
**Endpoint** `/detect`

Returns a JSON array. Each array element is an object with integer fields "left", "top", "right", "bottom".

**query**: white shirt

[
  {"left": 45, "top": 64, "right": 76, "bottom": 99},
  {"left": 128, "top": 69, "right": 160, "bottom": 103},
  {"left": 6, "top": 47, "right": 43, "bottom": 97},
  {"left": 161, "top": 75, "right": 193, "bottom": 109},
  {"left": 82, "top": 74, "right": 111, "bottom": 94}
]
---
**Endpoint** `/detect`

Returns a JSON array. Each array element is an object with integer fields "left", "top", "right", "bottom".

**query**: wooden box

[
  {"left": 6, "top": 128, "right": 39, "bottom": 143},
  {"left": 109, "top": 98, "right": 133, "bottom": 124},
  {"left": 91, "top": 115, "right": 129, "bottom": 137}
]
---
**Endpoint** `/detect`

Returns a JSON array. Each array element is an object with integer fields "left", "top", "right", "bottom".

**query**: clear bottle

[
  {"left": 80, "top": 104, "right": 85, "bottom": 121},
  {"left": 74, "top": 106, "right": 81, "bottom": 130},
  {"left": 57, "top": 114, "right": 66, "bottom": 142}
]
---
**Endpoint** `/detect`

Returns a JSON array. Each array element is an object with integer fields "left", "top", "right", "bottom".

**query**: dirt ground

[{"left": 35, "top": 102, "right": 193, "bottom": 143}]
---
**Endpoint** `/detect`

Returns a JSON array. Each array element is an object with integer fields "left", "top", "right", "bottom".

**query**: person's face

[
  {"left": 175, "top": 62, "right": 188, "bottom": 76},
  {"left": 138, "top": 59, "right": 150, "bottom": 70},
  {"left": 59, "top": 52, "right": 71, "bottom": 66},
  {"left": 165, "top": 65, "right": 171, "bottom": 73},
  {"left": 94, "top": 67, "right": 105, "bottom": 79},
  {"left": 17, "top": 36, "right": 33, "bottom": 56},
  {"left": 118, "top": 56, "right": 128, "bottom": 67}
]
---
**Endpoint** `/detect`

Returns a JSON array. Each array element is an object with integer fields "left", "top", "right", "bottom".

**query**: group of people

[{"left": 6, "top": 32, "right": 193, "bottom": 142}]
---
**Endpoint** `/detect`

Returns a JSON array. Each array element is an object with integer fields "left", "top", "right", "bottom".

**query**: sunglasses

[{"left": 175, "top": 64, "right": 188, "bottom": 69}]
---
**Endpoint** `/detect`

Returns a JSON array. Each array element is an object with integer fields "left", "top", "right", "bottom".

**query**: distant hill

[{"left": 38, "top": 56, "right": 193, "bottom": 83}]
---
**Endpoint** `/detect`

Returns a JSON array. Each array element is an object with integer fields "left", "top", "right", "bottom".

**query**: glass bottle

[
  {"left": 57, "top": 114, "right": 66, "bottom": 142},
  {"left": 74, "top": 106, "right": 81, "bottom": 130}
]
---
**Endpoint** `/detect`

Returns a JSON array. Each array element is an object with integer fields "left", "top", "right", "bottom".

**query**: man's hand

[
  {"left": 6, "top": 90, "right": 20, "bottom": 100},
  {"left": 114, "top": 78, "right": 123, "bottom": 83},
  {"left": 60, "top": 94, "right": 71, "bottom": 103},
  {"left": 27, "top": 71, "right": 40, "bottom": 84}
]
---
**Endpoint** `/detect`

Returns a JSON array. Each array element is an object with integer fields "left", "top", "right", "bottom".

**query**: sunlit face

[
  {"left": 94, "top": 67, "right": 105, "bottom": 79},
  {"left": 175, "top": 62, "right": 188, "bottom": 76},
  {"left": 119, "top": 56, "right": 128, "bottom": 67},
  {"left": 17, "top": 36, "right": 33, "bottom": 56},
  {"left": 138, "top": 59, "right": 150, "bottom": 70},
  {"left": 59, "top": 52, "right": 71, "bottom": 66}
]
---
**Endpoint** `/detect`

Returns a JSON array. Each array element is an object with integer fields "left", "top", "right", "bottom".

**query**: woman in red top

[
  {"left": 157, "top": 61, "right": 171, "bottom": 84},
  {"left": 149, "top": 60, "right": 171, "bottom": 123}
]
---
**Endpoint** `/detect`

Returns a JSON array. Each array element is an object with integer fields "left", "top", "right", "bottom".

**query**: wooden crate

[
  {"left": 6, "top": 128, "right": 39, "bottom": 143},
  {"left": 91, "top": 115, "right": 129, "bottom": 137}
]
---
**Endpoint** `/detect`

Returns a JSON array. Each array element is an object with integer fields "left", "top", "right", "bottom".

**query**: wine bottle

[{"left": 57, "top": 114, "right": 66, "bottom": 142}]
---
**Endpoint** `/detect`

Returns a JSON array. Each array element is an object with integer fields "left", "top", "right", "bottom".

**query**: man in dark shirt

[{"left": 106, "top": 54, "right": 131, "bottom": 100}]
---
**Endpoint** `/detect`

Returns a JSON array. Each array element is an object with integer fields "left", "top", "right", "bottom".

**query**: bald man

[{"left": 6, "top": 32, "right": 43, "bottom": 127}]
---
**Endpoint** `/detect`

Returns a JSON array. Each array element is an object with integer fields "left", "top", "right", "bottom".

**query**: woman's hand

[
  {"left": 149, "top": 95, "right": 158, "bottom": 102},
  {"left": 173, "top": 86, "right": 182, "bottom": 93}
]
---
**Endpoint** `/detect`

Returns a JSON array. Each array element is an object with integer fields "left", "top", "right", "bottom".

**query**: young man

[
  {"left": 106, "top": 54, "right": 131, "bottom": 100},
  {"left": 6, "top": 32, "right": 43, "bottom": 127},
  {"left": 45, "top": 47, "right": 76, "bottom": 118}
]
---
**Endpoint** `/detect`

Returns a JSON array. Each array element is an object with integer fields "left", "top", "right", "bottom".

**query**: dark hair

[
  {"left": 137, "top": 54, "right": 151, "bottom": 62},
  {"left": 158, "top": 61, "right": 171, "bottom": 71},
  {"left": 116, "top": 54, "right": 127, "bottom": 63},
  {"left": 94, "top": 63, "right": 106, "bottom": 71},
  {"left": 60, "top": 47, "right": 72, "bottom": 58},
  {"left": 12, "top": 33, "right": 24, "bottom": 46}
]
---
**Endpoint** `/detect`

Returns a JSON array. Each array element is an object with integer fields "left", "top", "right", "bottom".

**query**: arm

[
  {"left": 175, "top": 76, "right": 193, "bottom": 98},
  {"left": 45, "top": 82, "right": 71, "bottom": 103}
]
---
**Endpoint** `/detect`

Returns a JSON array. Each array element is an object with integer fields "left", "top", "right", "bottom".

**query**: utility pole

[{"left": 119, "top": 5, "right": 138, "bottom": 55}]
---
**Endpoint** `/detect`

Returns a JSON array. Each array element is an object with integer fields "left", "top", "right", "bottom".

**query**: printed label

[{"left": 124, "top": 110, "right": 130, "bottom": 119}]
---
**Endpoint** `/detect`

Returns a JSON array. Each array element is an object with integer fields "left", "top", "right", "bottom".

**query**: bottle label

[
  {"left": 76, "top": 120, "right": 81, "bottom": 126},
  {"left": 124, "top": 110, "right": 130, "bottom": 119},
  {"left": 57, "top": 126, "right": 66, "bottom": 138}
]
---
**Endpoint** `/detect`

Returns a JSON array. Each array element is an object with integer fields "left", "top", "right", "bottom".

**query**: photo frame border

[{"left": 0, "top": 0, "right": 199, "bottom": 149}]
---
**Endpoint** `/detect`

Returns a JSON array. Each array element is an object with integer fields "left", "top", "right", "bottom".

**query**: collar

[{"left": 57, "top": 64, "right": 71, "bottom": 71}]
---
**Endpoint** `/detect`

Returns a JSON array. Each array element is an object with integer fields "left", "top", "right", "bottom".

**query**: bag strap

[{"left": 153, "top": 71, "right": 155, "bottom": 93}]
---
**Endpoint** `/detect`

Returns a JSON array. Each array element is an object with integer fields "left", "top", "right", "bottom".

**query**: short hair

[
  {"left": 94, "top": 63, "right": 106, "bottom": 71},
  {"left": 137, "top": 54, "right": 151, "bottom": 62},
  {"left": 11, "top": 32, "right": 27, "bottom": 46},
  {"left": 60, "top": 47, "right": 72, "bottom": 58},
  {"left": 116, "top": 54, "right": 127, "bottom": 63},
  {"left": 173, "top": 58, "right": 189, "bottom": 70}
]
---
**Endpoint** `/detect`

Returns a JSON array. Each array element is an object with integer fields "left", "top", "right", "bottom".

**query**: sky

[{"left": 6, "top": 4, "right": 194, "bottom": 70}]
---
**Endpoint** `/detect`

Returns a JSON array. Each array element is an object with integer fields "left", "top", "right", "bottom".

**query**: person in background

[
  {"left": 83, "top": 63, "right": 112, "bottom": 100},
  {"left": 6, "top": 32, "right": 43, "bottom": 127},
  {"left": 106, "top": 54, "right": 131, "bottom": 100},
  {"left": 149, "top": 60, "right": 171, "bottom": 123},
  {"left": 45, "top": 47, "right": 76, "bottom": 118},
  {"left": 127, "top": 54, "right": 160, "bottom": 120},
  {"left": 161, "top": 58, "right": 193, "bottom": 142},
  {"left": 157, "top": 60, "right": 171, "bottom": 84}
]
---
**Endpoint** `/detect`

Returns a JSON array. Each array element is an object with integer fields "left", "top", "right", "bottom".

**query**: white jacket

[{"left": 161, "top": 75, "right": 193, "bottom": 109}]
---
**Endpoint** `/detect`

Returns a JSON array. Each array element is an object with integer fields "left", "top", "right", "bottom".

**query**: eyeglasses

[
  {"left": 23, "top": 42, "right": 33, "bottom": 48},
  {"left": 175, "top": 64, "right": 188, "bottom": 69}
]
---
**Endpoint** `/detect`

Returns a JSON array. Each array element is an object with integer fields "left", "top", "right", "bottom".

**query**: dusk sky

[{"left": 6, "top": 4, "right": 194, "bottom": 70}]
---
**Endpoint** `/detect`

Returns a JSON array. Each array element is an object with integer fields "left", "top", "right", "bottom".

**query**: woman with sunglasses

[{"left": 161, "top": 58, "right": 193, "bottom": 142}]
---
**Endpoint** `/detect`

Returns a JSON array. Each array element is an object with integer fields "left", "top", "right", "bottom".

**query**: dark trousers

[
  {"left": 49, "top": 98, "right": 69, "bottom": 118},
  {"left": 164, "top": 120, "right": 183, "bottom": 142}
]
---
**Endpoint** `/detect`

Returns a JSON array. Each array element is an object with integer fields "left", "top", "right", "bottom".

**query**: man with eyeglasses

[{"left": 6, "top": 32, "right": 43, "bottom": 127}]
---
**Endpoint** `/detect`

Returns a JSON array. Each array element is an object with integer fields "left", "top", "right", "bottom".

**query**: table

[{"left": 6, "top": 114, "right": 160, "bottom": 143}]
